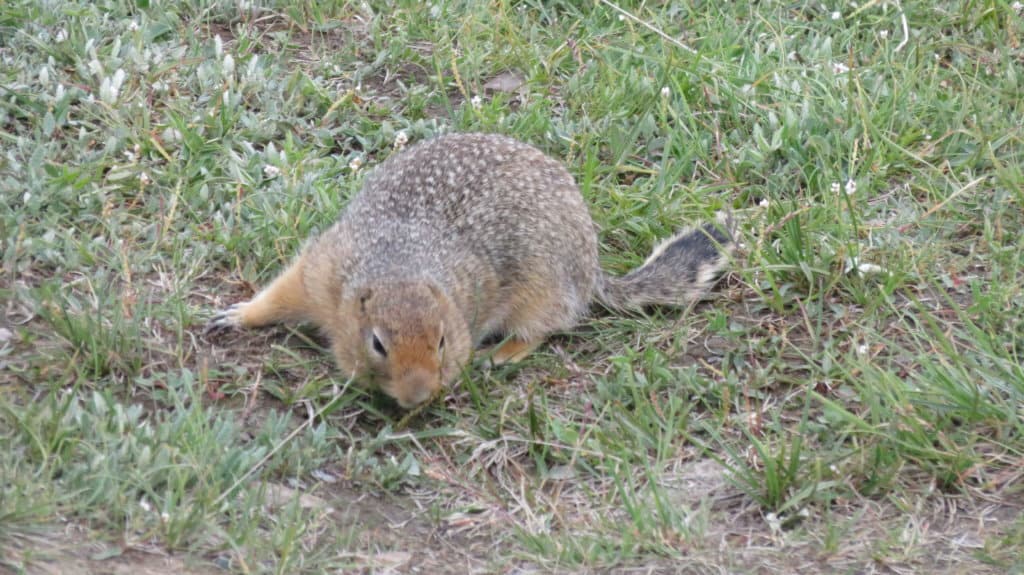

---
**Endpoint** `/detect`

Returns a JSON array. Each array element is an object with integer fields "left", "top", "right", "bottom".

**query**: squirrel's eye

[
  {"left": 371, "top": 333, "right": 388, "bottom": 357},
  {"left": 438, "top": 335, "right": 446, "bottom": 352}
]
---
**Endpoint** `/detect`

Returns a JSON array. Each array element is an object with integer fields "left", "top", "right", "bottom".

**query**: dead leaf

[
  {"left": 483, "top": 70, "right": 526, "bottom": 94},
  {"left": 263, "top": 483, "right": 331, "bottom": 511}
]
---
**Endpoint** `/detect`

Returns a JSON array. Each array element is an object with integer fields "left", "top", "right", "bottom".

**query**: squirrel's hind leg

[
  {"left": 483, "top": 272, "right": 591, "bottom": 364},
  {"left": 487, "top": 338, "right": 544, "bottom": 365},
  {"left": 207, "top": 255, "right": 309, "bottom": 331}
]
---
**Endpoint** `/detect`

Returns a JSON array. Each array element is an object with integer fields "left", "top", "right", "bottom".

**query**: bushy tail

[{"left": 597, "top": 218, "right": 734, "bottom": 311}]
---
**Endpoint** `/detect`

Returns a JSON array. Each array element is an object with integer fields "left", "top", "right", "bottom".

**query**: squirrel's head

[{"left": 353, "top": 281, "right": 468, "bottom": 408}]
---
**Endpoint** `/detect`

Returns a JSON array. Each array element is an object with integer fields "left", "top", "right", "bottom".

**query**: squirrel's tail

[{"left": 596, "top": 218, "right": 734, "bottom": 311}]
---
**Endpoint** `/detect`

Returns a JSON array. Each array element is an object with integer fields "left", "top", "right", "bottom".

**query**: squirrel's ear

[{"left": 358, "top": 287, "right": 373, "bottom": 314}]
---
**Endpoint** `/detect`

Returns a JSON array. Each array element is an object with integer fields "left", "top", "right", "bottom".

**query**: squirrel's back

[{"left": 316, "top": 133, "right": 601, "bottom": 340}]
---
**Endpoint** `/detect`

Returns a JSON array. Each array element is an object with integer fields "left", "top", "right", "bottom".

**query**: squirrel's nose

[{"left": 394, "top": 368, "right": 440, "bottom": 408}]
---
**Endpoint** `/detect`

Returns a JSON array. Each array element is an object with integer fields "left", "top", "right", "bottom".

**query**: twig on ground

[
  {"left": 212, "top": 376, "right": 355, "bottom": 508},
  {"left": 597, "top": 0, "right": 697, "bottom": 55}
]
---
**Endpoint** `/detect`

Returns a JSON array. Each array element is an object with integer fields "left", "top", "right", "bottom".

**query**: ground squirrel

[{"left": 208, "top": 133, "right": 732, "bottom": 408}]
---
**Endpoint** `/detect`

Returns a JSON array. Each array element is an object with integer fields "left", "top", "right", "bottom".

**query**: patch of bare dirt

[
  {"left": 703, "top": 493, "right": 1019, "bottom": 574},
  {"left": 199, "top": 10, "right": 426, "bottom": 99},
  {"left": 315, "top": 482, "right": 504, "bottom": 574},
  {"left": 201, "top": 9, "right": 370, "bottom": 62},
  {"left": 2, "top": 529, "right": 223, "bottom": 575}
]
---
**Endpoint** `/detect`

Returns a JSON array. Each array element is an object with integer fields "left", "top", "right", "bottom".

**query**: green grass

[{"left": 2, "top": 0, "right": 1023, "bottom": 573}]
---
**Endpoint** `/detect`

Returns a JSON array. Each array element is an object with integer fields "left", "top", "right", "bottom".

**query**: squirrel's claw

[{"left": 204, "top": 303, "right": 245, "bottom": 335}]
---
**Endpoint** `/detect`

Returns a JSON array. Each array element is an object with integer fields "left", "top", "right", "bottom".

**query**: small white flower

[
  {"left": 140, "top": 498, "right": 151, "bottom": 512},
  {"left": 618, "top": 14, "right": 625, "bottom": 21},
  {"left": 844, "top": 179, "right": 857, "bottom": 195},
  {"left": 22, "top": 192, "right": 31, "bottom": 203},
  {"left": 747, "top": 412, "right": 760, "bottom": 427},
  {"left": 160, "top": 512, "right": 170, "bottom": 522},
  {"left": 846, "top": 256, "right": 886, "bottom": 276},
  {"left": 394, "top": 130, "right": 409, "bottom": 149},
  {"left": 100, "top": 69, "right": 127, "bottom": 104},
  {"left": 758, "top": 198, "right": 770, "bottom": 208},
  {"left": 660, "top": 86, "right": 671, "bottom": 99},
  {"left": 830, "top": 182, "right": 841, "bottom": 194},
  {"left": 879, "top": 29, "right": 889, "bottom": 39},
  {"left": 263, "top": 165, "right": 281, "bottom": 178},
  {"left": 857, "top": 262, "right": 884, "bottom": 276},
  {"left": 1013, "top": 1, "right": 1023, "bottom": 13},
  {"left": 348, "top": 157, "right": 363, "bottom": 172},
  {"left": 129, "top": 20, "right": 139, "bottom": 32},
  {"left": 55, "top": 28, "right": 67, "bottom": 42},
  {"left": 832, "top": 61, "right": 850, "bottom": 74},
  {"left": 925, "top": 134, "right": 932, "bottom": 141},
  {"left": 856, "top": 343, "right": 869, "bottom": 356},
  {"left": 161, "top": 127, "right": 182, "bottom": 142},
  {"left": 246, "top": 54, "right": 260, "bottom": 78},
  {"left": 139, "top": 172, "right": 151, "bottom": 185},
  {"left": 831, "top": 11, "right": 841, "bottom": 20},
  {"left": 470, "top": 95, "right": 482, "bottom": 109}
]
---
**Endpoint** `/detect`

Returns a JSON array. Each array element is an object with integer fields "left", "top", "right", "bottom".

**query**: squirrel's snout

[{"left": 391, "top": 368, "right": 441, "bottom": 408}]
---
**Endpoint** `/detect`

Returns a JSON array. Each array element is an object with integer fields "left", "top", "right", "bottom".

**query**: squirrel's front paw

[{"left": 204, "top": 302, "right": 249, "bottom": 334}]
